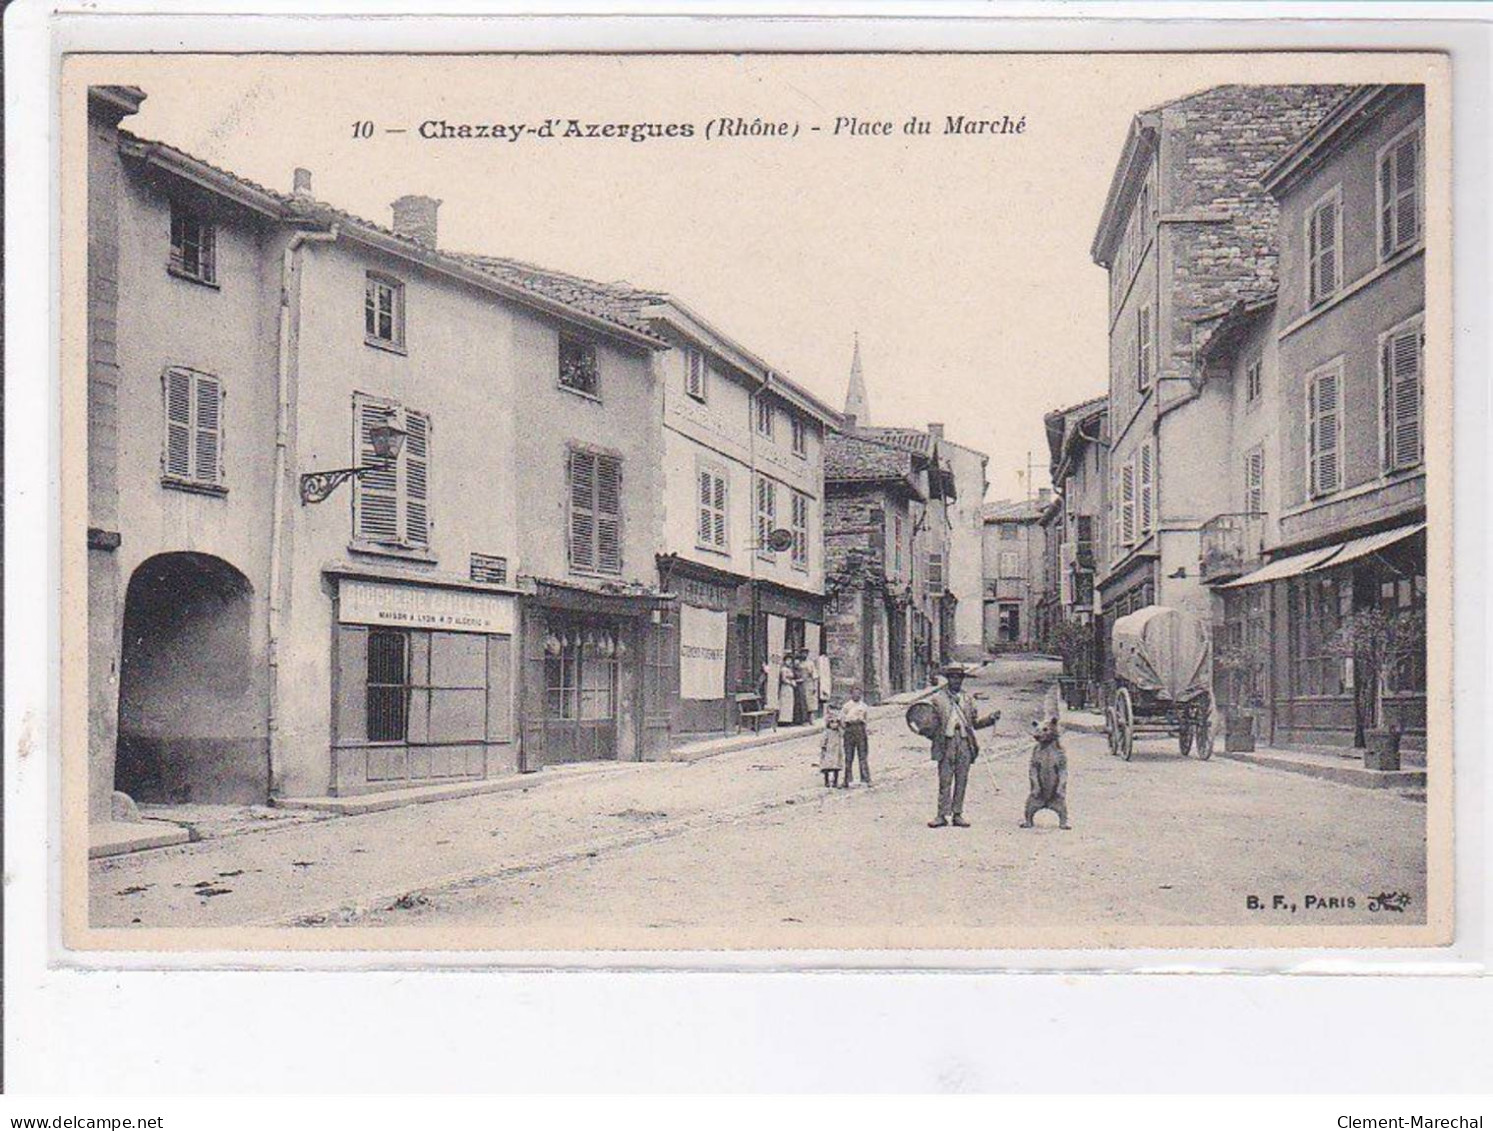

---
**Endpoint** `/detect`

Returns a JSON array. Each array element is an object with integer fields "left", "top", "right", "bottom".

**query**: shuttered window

[
  {"left": 162, "top": 367, "right": 224, "bottom": 490},
  {"left": 1244, "top": 447, "right": 1265, "bottom": 514},
  {"left": 1119, "top": 461, "right": 1136, "bottom": 548},
  {"left": 684, "top": 348, "right": 706, "bottom": 401},
  {"left": 791, "top": 417, "right": 808, "bottom": 457},
  {"left": 1245, "top": 357, "right": 1263, "bottom": 404},
  {"left": 926, "top": 551, "right": 944, "bottom": 595},
  {"left": 1138, "top": 442, "right": 1154, "bottom": 536},
  {"left": 755, "top": 475, "right": 777, "bottom": 553},
  {"left": 1137, "top": 305, "right": 1153, "bottom": 391},
  {"left": 1308, "top": 363, "right": 1343, "bottom": 498},
  {"left": 697, "top": 464, "right": 728, "bottom": 551},
  {"left": 1378, "top": 125, "right": 1422, "bottom": 260},
  {"left": 755, "top": 396, "right": 774, "bottom": 439},
  {"left": 790, "top": 491, "right": 810, "bottom": 570},
  {"left": 1307, "top": 190, "right": 1342, "bottom": 308},
  {"left": 353, "top": 397, "right": 430, "bottom": 547},
  {"left": 568, "top": 447, "right": 623, "bottom": 574},
  {"left": 1381, "top": 321, "right": 1423, "bottom": 473}
]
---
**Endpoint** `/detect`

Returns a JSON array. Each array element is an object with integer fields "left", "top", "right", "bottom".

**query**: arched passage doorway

[{"left": 116, "top": 552, "right": 266, "bottom": 805}]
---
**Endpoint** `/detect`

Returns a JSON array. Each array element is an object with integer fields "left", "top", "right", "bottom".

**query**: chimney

[
  {"left": 292, "top": 168, "right": 314, "bottom": 198},
  {"left": 843, "top": 413, "right": 857, "bottom": 432},
  {"left": 927, "top": 423, "right": 945, "bottom": 441},
  {"left": 391, "top": 194, "right": 441, "bottom": 249}
]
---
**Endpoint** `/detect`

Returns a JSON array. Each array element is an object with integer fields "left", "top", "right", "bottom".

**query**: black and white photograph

[{"left": 61, "top": 50, "right": 1450, "bottom": 951}]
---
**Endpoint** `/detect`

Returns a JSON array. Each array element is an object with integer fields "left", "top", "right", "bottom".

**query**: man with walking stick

[{"left": 924, "top": 664, "right": 1000, "bottom": 828}]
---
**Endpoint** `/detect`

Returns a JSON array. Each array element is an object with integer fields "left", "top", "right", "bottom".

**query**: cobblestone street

[{"left": 89, "top": 658, "right": 1427, "bottom": 944}]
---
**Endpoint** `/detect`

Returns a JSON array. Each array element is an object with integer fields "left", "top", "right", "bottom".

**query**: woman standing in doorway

[{"left": 778, "top": 654, "right": 799, "bottom": 726}]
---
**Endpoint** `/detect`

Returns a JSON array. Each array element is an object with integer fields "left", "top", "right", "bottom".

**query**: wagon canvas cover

[{"left": 1111, "top": 606, "right": 1212, "bottom": 702}]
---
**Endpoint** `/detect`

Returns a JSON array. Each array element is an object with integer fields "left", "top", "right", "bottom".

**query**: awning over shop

[
  {"left": 1320, "top": 522, "right": 1426, "bottom": 570},
  {"left": 1221, "top": 521, "right": 1426, "bottom": 588},
  {"left": 1220, "top": 545, "right": 1339, "bottom": 588}
]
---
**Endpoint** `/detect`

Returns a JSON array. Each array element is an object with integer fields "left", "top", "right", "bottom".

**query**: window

[
  {"left": 1119, "top": 460, "right": 1136, "bottom": 548},
  {"left": 1075, "top": 515, "right": 1094, "bottom": 561},
  {"left": 791, "top": 416, "right": 809, "bottom": 458},
  {"left": 543, "top": 621, "right": 619, "bottom": 722},
  {"left": 755, "top": 476, "right": 777, "bottom": 554},
  {"left": 568, "top": 447, "right": 623, "bottom": 574},
  {"left": 893, "top": 514, "right": 904, "bottom": 575},
  {"left": 1245, "top": 357, "right": 1263, "bottom": 405},
  {"left": 1378, "top": 124, "right": 1422, "bottom": 260},
  {"left": 1289, "top": 571, "right": 1350, "bottom": 697},
  {"left": 999, "top": 524, "right": 1019, "bottom": 541},
  {"left": 999, "top": 550, "right": 1020, "bottom": 577},
  {"left": 1307, "top": 362, "right": 1343, "bottom": 498},
  {"left": 366, "top": 629, "right": 410, "bottom": 743},
  {"left": 697, "top": 464, "right": 729, "bottom": 552},
  {"left": 684, "top": 348, "right": 707, "bottom": 402},
  {"left": 364, "top": 273, "right": 405, "bottom": 349},
  {"left": 755, "top": 396, "right": 774, "bottom": 439},
  {"left": 790, "top": 491, "right": 810, "bottom": 571},
  {"left": 1137, "top": 304, "right": 1153, "bottom": 391},
  {"left": 559, "top": 335, "right": 599, "bottom": 397},
  {"left": 1307, "top": 189, "right": 1342, "bottom": 308},
  {"left": 1138, "top": 443, "right": 1154, "bottom": 537},
  {"left": 926, "top": 551, "right": 945, "bottom": 594},
  {"left": 162, "top": 367, "right": 225, "bottom": 491},
  {"left": 353, "top": 398, "right": 430, "bottom": 548},
  {"left": 998, "top": 603, "right": 1021, "bottom": 643},
  {"left": 1381, "top": 318, "right": 1424, "bottom": 473},
  {"left": 169, "top": 205, "right": 217, "bottom": 285},
  {"left": 1244, "top": 446, "right": 1265, "bottom": 514}
]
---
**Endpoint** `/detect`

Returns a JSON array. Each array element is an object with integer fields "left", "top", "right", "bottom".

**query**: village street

[{"left": 89, "top": 657, "right": 1428, "bottom": 940}]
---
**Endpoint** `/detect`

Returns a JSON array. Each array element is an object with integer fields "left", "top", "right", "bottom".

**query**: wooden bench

[{"left": 734, "top": 692, "right": 779, "bottom": 734}]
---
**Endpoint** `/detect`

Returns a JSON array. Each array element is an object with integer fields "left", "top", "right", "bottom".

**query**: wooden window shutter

[
  {"left": 596, "top": 454, "right": 622, "bottom": 574},
  {"left": 1394, "top": 135, "right": 1420, "bottom": 249},
  {"left": 1245, "top": 449, "right": 1264, "bottom": 514},
  {"left": 1120, "top": 462, "right": 1136, "bottom": 546},
  {"left": 1383, "top": 328, "right": 1423, "bottom": 471},
  {"left": 712, "top": 473, "right": 727, "bottom": 548},
  {"left": 698, "top": 470, "right": 713, "bottom": 544},
  {"left": 1310, "top": 198, "right": 1339, "bottom": 304},
  {"left": 1310, "top": 370, "right": 1341, "bottom": 496},
  {"left": 355, "top": 398, "right": 401, "bottom": 543},
  {"left": 1379, "top": 149, "right": 1397, "bottom": 259},
  {"left": 1139, "top": 443, "right": 1153, "bottom": 534},
  {"left": 1137, "top": 306, "right": 1152, "bottom": 389},
  {"left": 164, "top": 368, "right": 193, "bottom": 480},
  {"left": 193, "top": 373, "right": 222, "bottom": 484},
  {"left": 404, "top": 410, "right": 430, "bottom": 546},
  {"left": 568, "top": 448, "right": 597, "bottom": 570}
]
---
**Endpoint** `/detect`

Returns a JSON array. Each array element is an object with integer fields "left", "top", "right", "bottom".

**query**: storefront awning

[
  {"left": 1220, "top": 545, "right": 1340, "bottom": 588},
  {"left": 1222, "top": 521, "right": 1426, "bottom": 588},
  {"left": 1315, "top": 522, "right": 1426, "bottom": 570}
]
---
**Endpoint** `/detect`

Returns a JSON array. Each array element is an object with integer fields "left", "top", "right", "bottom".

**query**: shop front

[
  {"left": 657, "top": 557, "right": 743, "bottom": 738},
  {"left": 755, "top": 579, "right": 826, "bottom": 680},
  {"left": 519, "top": 579, "right": 678, "bottom": 767},
  {"left": 328, "top": 572, "right": 519, "bottom": 796}
]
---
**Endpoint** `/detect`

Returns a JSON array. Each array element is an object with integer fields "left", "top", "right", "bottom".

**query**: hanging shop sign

[{"left": 339, "top": 579, "right": 515, "bottom": 635}]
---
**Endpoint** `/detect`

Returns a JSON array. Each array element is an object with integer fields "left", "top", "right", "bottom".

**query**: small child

[{"left": 818, "top": 711, "right": 844, "bottom": 788}]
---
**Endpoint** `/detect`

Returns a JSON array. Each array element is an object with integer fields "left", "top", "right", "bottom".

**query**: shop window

[
  {"left": 366, "top": 629, "right": 410, "bottom": 742},
  {"left": 544, "top": 626, "right": 620, "bottom": 721},
  {"left": 169, "top": 204, "right": 217, "bottom": 285},
  {"left": 559, "top": 335, "right": 599, "bottom": 397},
  {"left": 1289, "top": 572, "right": 1349, "bottom": 697},
  {"left": 364, "top": 273, "right": 405, "bottom": 350}
]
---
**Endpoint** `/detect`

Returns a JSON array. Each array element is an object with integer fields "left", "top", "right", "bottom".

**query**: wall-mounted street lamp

[{"left": 299, "top": 409, "right": 409, "bottom": 505}]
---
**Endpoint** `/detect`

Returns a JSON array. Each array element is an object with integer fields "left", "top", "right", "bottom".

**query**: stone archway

[{"left": 115, "top": 552, "right": 265, "bottom": 805}]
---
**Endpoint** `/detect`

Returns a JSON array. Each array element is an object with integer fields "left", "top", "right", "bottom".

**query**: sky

[{"left": 70, "top": 52, "right": 1407, "bottom": 500}]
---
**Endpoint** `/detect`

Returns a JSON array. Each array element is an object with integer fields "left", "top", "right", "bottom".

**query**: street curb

[{"left": 1217, "top": 750, "right": 1427, "bottom": 789}]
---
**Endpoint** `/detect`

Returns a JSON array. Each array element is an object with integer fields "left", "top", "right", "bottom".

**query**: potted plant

[
  {"left": 1212, "top": 643, "right": 1264, "bottom": 752},
  {"left": 1329, "top": 606, "right": 1427, "bottom": 772},
  {"left": 1052, "top": 619, "right": 1094, "bottom": 710}
]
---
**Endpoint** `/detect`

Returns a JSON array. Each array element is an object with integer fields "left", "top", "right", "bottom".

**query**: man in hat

[{"left": 925, "top": 664, "right": 1000, "bottom": 828}]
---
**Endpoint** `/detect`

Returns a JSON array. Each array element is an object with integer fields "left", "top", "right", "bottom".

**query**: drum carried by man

[{"left": 906, "top": 664, "right": 1001, "bottom": 828}]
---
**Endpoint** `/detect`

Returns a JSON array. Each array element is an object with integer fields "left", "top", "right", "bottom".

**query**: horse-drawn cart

[{"left": 1105, "top": 606, "right": 1214, "bottom": 762}]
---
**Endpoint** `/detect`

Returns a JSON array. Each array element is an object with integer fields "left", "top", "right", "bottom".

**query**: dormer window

[{"left": 169, "top": 205, "right": 216, "bottom": 286}]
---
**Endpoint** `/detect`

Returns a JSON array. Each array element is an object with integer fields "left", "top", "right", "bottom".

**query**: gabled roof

[
  {"left": 1262, "top": 84, "right": 1417, "bottom": 199},
  {"left": 859, "top": 425, "right": 988, "bottom": 463},
  {"left": 825, "top": 432, "right": 927, "bottom": 501},
  {"left": 1044, "top": 394, "right": 1107, "bottom": 484},
  {"left": 981, "top": 498, "right": 1046, "bottom": 524}
]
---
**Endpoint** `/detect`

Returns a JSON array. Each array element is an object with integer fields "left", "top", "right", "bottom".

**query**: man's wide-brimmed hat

[{"left": 940, "top": 663, "right": 973, "bottom": 678}]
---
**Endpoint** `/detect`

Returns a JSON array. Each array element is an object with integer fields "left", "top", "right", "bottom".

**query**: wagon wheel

[
  {"left": 1178, "top": 707, "right": 1194, "bottom": 757},
  {"left": 1194, "top": 694, "right": 1214, "bottom": 761},
  {"left": 1114, "top": 686, "right": 1135, "bottom": 762}
]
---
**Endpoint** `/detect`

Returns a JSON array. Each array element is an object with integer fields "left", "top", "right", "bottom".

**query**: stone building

[
  {"left": 1088, "top": 84, "right": 1348, "bottom": 640},
  {"left": 980, "top": 493, "right": 1050, "bottom": 653},
  {"left": 1204, "top": 84, "right": 1427, "bottom": 753},
  {"left": 823, "top": 431, "right": 952, "bottom": 703}
]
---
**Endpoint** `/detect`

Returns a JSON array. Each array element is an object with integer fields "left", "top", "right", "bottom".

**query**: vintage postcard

[{"left": 59, "top": 49, "right": 1452, "bottom": 954}]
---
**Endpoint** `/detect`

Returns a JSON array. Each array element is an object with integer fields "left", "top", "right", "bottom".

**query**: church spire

[{"left": 844, "top": 332, "right": 871, "bottom": 427}]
